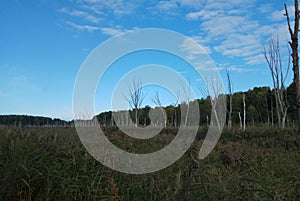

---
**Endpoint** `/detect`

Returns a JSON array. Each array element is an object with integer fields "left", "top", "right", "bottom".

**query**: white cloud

[
  {"left": 214, "top": 34, "right": 260, "bottom": 57},
  {"left": 228, "top": 66, "right": 252, "bottom": 73},
  {"left": 60, "top": 0, "right": 293, "bottom": 67},
  {"left": 59, "top": 8, "right": 101, "bottom": 23},
  {"left": 79, "top": 0, "right": 141, "bottom": 16},
  {"left": 152, "top": 0, "right": 207, "bottom": 16},
  {"left": 65, "top": 21, "right": 124, "bottom": 36},
  {"left": 155, "top": 0, "right": 207, "bottom": 10},
  {"left": 100, "top": 27, "right": 123, "bottom": 36},
  {"left": 185, "top": 0, "right": 292, "bottom": 66},
  {"left": 257, "top": 3, "right": 273, "bottom": 14},
  {"left": 66, "top": 21, "right": 99, "bottom": 32},
  {"left": 185, "top": 10, "right": 202, "bottom": 20},
  {"left": 195, "top": 60, "right": 220, "bottom": 71},
  {"left": 180, "top": 37, "right": 211, "bottom": 60},
  {"left": 190, "top": 36, "right": 212, "bottom": 53},
  {"left": 271, "top": 10, "right": 285, "bottom": 22},
  {"left": 245, "top": 54, "right": 265, "bottom": 65},
  {"left": 156, "top": 0, "right": 178, "bottom": 11},
  {"left": 180, "top": 0, "right": 206, "bottom": 8}
]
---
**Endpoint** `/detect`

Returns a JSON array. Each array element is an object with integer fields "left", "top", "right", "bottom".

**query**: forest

[{"left": 1, "top": 83, "right": 296, "bottom": 129}]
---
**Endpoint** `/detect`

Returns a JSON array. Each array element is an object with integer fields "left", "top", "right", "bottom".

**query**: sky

[{"left": 0, "top": 0, "right": 295, "bottom": 120}]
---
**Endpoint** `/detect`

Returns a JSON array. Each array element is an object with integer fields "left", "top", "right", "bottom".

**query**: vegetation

[
  {"left": 1, "top": 84, "right": 297, "bottom": 129},
  {"left": 0, "top": 126, "right": 299, "bottom": 200},
  {"left": 1, "top": 2, "right": 300, "bottom": 201}
]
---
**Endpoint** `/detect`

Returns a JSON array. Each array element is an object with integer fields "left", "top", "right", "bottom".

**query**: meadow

[{"left": 0, "top": 126, "right": 299, "bottom": 201}]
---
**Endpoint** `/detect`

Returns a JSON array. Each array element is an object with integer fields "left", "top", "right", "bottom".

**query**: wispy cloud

[
  {"left": 245, "top": 54, "right": 265, "bottom": 65},
  {"left": 66, "top": 21, "right": 99, "bottom": 32},
  {"left": 214, "top": 34, "right": 260, "bottom": 57},
  {"left": 180, "top": 37, "right": 211, "bottom": 60},
  {"left": 79, "top": 0, "right": 141, "bottom": 16},
  {"left": 185, "top": 1, "right": 289, "bottom": 65},
  {"left": 100, "top": 27, "right": 123, "bottom": 36},
  {"left": 152, "top": 0, "right": 206, "bottom": 16},
  {"left": 59, "top": 7, "right": 101, "bottom": 23},
  {"left": 227, "top": 66, "right": 252, "bottom": 73},
  {"left": 65, "top": 21, "right": 124, "bottom": 36},
  {"left": 60, "top": 0, "right": 292, "bottom": 67}
]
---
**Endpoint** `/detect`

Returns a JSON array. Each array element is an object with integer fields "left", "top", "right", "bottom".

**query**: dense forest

[{"left": 0, "top": 83, "right": 296, "bottom": 128}]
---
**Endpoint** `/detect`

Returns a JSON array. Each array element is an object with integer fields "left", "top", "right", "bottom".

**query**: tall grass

[{"left": 0, "top": 126, "right": 299, "bottom": 200}]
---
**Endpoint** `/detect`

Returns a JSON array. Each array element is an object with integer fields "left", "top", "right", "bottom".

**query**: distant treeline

[
  {"left": 0, "top": 84, "right": 297, "bottom": 127},
  {"left": 96, "top": 84, "right": 297, "bottom": 127},
  {"left": 0, "top": 115, "right": 71, "bottom": 127}
]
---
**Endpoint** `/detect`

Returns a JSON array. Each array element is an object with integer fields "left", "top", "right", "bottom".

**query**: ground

[{"left": 0, "top": 126, "right": 299, "bottom": 200}]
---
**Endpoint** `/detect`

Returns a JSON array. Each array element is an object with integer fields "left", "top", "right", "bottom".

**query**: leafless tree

[
  {"left": 151, "top": 91, "right": 162, "bottom": 107},
  {"left": 243, "top": 93, "right": 246, "bottom": 131},
  {"left": 151, "top": 91, "right": 166, "bottom": 127},
  {"left": 262, "top": 36, "right": 290, "bottom": 128},
  {"left": 125, "top": 78, "right": 145, "bottom": 127},
  {"left": 182, "top": 79, "right": 192, "bottom": 127},
  {"left": 284, "top": 0, "right": 300, "bottom": 143},
  {"left": 199, "top": 76, "right": 223, "bottom": 130},
  {"left": 238, "top": 112, "right": 242, "bottom": 129},
  {"left": 226, "top": 68, "right": 233, "bottom": 129},
  {"left": 171, "top": 92, "right": 180, "bottom": 127}
]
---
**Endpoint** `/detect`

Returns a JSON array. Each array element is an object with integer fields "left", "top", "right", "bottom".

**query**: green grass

[{"left": 0, "top": 126, "right": 299, "bottom": 200}]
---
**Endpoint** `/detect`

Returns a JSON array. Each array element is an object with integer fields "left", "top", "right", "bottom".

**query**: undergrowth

[{"left": 0, "top": 126, "right": 299, "bottom": 200}]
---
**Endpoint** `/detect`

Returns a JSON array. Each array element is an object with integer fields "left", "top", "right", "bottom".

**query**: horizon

[
  {"left": 0, "top": 0, "right": 294, "bottom": 120},
  {"left": 0, "top": 84, "right": 280, "bottom": 121}
]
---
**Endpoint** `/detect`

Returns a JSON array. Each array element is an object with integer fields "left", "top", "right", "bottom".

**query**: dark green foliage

[{"left": 0, "top": 115, "right": 70, "bottom": 127}]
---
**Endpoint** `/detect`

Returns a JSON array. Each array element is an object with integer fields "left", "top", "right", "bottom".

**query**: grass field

[{"left": 0, "top": 126, "right": 299, "bottom": 200}]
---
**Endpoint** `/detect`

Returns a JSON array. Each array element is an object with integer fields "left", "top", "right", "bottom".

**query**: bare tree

[
  {"left": 284, "top": 0, "right": 300, "bottom": 143},
  {"left": 171, "top": 92, "right": 180, "bottom": 127},
  {"left": 238, "top": 112, "right": 242, "bottom": 129},
  {"left": 226, "top": 68, "right": 233, "bottom": 129},
  {"left": 199, "top": 76, "right": 223, "bottom": 130},
  {"left": 178, "top": 79, "right": 194, "bottom": 128},
  {"left": 151, "top": 91, "right": 162, "bottom": 107},
  {"left": 262, "top": 36, "right": 290, "bottom": 128},
  {"left": 151, "top": 91, "right": 166, "bottom": 127},
  {"left": 243, "top": 93, "right": 246, "bottom": 131},
  {"left": 126, "top": 78, "right": 145, "bottom": 127}
]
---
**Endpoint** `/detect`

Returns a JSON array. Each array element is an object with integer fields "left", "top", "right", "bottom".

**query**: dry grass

[{"left": 0, "top": 126, "right": 299, "bottom": 200}]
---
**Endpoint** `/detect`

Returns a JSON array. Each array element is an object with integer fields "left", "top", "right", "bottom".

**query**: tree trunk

[
  {"left": 275, "top": 89, "right": 281, "bottom": 126},
  {"left": 206, "top": 115, "right": 209, "bottom": 127},
  {"left": 285, "top": 0, "right": 300, "bottom": 143},
  {"left": 226, "top": 68, "right": 233, "bottom": 129},
  {"left": 238, "top": 112, "right": 242, "bottom": 129},
  {"left": 243, "top": 94, "right": 246, "bottom": 131},
  {"left": 135, "top": 109, "right": 138, "bottom": 127},
  {"left": 228, "top": 95, "right": 232, "bottom": 128}
]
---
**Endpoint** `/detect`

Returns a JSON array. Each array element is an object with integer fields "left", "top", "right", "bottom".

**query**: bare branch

[
  {"left": 151, "top": 91, "right": 162, "bottom": 107},
  {"left": 125, "top": 77, "right": 145, "bottom": 126}
]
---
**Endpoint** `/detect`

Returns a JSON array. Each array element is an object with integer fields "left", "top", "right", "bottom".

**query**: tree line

[
  {"left": 95, "top": 83, "right": 297, "bottom": 128},
  {"left": 0, "top": 115, "right": 71, "bottom": 127},
  {"left": 0, "top": 83, "right": 295, "bottom": 128}
]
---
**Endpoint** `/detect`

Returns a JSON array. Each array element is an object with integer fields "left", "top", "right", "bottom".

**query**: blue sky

[{"left": 0, "top": 0, "right": 295, "bottom": 120}]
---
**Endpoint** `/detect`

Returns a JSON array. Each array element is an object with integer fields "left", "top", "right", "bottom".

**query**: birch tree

[
  {"left": 262, "top": 36, "right": 289, "bottom": 128},
  {"left": 126, "top": 78, "right": 145, "bottom": 127},
  {"left": 151, "top": 91, "right": 166, "bottom": 127}
]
